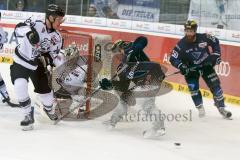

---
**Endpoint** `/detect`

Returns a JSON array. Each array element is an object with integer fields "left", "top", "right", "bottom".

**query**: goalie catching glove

[{"left": 99, "top": 78, "right": 113, "bottom": 90}]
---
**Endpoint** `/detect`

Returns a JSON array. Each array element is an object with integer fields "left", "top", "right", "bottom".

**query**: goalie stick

[{"left": 53, "top": 63, "right": 130, "bottom": 125}]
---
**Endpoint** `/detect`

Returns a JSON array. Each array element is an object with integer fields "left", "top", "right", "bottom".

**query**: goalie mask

[{"left": 111, "top": 39, "right": 132, "bottom": 52}]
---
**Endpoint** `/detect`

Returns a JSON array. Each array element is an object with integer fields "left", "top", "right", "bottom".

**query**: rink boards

[{"left": 0, "top": 22, "right": 240, "bottom": 106}]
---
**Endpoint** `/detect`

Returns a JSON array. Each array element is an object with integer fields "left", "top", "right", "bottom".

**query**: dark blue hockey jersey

[{"left": 170, "top": 33, "right": 221, "bottom": 68}]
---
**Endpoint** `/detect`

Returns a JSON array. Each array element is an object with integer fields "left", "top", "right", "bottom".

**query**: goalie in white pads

[
  {"left": 10, "top": 4, "right": 65, "bottom": 130},
  {"left": 0, "top": 12, "right": 19, "bottom": 107},
  {"left": 100, "top": 36, "right": 166, "bottom": 138},
  {"left": 52, "top": 42, "right": 102, "bottom": 115}
]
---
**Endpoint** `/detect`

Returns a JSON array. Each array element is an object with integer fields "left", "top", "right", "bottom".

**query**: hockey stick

[
  {"left": 0, "top": 91, "right": 20, "bottom": 108},
  {"left": 165, "top": 71, "right": 181, "bottom": 77},
  {"left": 164, "top": 63, "right": 207, "bottom": 78},
  {"left": 53, "top": 63, "right": 129, "bottom": 125}
]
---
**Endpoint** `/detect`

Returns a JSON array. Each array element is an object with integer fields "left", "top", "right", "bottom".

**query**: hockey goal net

[{"left": 52, "top": 30, "right": 112, "bottom": 119}]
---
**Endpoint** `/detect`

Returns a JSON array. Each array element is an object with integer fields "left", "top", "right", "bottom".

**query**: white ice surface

[{"left": 0, "top": 63, "right": 240, "bottom": 160}]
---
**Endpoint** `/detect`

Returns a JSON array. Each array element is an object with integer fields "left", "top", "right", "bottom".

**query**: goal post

[{"left": 54, "top": 29, "right": 112, "bottom": 119}]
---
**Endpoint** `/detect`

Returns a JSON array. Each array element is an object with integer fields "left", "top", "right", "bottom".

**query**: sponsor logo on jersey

[
  {"left": 191, "top": 51, "right": 202, "bottom": 59},
  {"left": 31, "top": 48, "right": 39, "bottom": 59},
  {"left": 40, "top": 38, "right": 51, "bottom": 52},
  {"left": 198, "top": 42, "right": 207, "bottom": 48},
  {"left": 193, "top": 52, "right": 208, "bottom": 64},
  {"left": 186, "top": 48, "right": 194, "bottom": 53},
  {"left": 51, "top": 35, "right": 60, "bottom": 45}
]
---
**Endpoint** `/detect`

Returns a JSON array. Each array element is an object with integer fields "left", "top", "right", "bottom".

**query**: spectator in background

[
  {"left": 26, "top": 0, "right": 44, "bottom": 12},
  {"left": 0, "top": 0, "right": 7, "bottom": 10},
  {"left": 87, "top": 4, "right": 98, "bottom": 17},
  {"left": 15, "top": 0, "right": 25, "bottom": 11},
  {"left": 102, "top": 6, "right": 119, "bottom": 19}
]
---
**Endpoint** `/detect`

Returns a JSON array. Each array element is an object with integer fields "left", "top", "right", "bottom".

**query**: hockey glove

[
  {"left": 26, "top": 27, "right": 40, "bottom": 46},
  {"left": 178, "top": 63, "right": 189, "bottom": 76},
  {"left": 99, "top": 78, "right": 113, "bottom": 90},
  {"left": 205, "top": 53, "right": 221, "bottom": 66}
]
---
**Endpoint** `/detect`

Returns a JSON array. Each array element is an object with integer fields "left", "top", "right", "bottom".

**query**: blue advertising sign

[{"left": 90, "top": 0, "right": 160, "bottom": 22}]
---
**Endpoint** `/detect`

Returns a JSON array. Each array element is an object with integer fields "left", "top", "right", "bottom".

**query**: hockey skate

[
  {"left": 143, "top": 127, "right": 166, "bottom": 139},
  {"left": 43, "top": 108, "right": 58, "bottom": 121},
  {"left": 21, "top": 107, "right": 34, "bottom": 131},
  {"left": 196, "top": 105, "right": 205, "bottom": 118},
  {"left": 103, "top": 119, "right": 116, "bottom": 130},
  {"left": 218, "top": 107, "right": 232, "bottom": 119}
]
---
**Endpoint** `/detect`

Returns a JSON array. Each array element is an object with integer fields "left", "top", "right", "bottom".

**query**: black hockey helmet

[
  {"left": 46, "top": 4, "right": 65, "bottom": 18},
  {"left": 184, "top": 20, "right": 198, "bottom": 31},
  {"left": 133, "top": 36, "right": 148, "bottom": 49}
]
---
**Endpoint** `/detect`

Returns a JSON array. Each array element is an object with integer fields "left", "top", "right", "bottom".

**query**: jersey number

[{"left": 172, "top": 50, "right": 179, "bottom": 58}]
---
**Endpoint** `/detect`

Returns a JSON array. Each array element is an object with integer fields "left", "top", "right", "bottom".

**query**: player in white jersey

[
  {"left": 0, "top": 12, "right": 19, "bottom": 107},
  {"left": 10, "top": 4, "right": 65, "bottom": 131}
]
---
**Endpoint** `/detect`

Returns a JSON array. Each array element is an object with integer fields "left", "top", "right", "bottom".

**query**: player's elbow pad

[{"left": 26, "top": 28, "right": 40, "bottom": 45}]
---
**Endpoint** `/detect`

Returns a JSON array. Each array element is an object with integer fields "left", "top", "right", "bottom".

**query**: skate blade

[
  {"left": 222, "top": 112, "right": 232, "bottom": 120},
  {"left": 22, "top": 124, "right": 34, "bottom": 131},
  {"left": 223, "top": 116, "right": 233, "bottom": 120}
]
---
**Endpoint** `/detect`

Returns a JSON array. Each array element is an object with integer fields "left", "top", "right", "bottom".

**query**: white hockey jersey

[
  {"left": 0, "top": 27, "right": 6, "bottom": 50},
  {"left": 14, "top": 18, "right": 63, "bottom": 70}
]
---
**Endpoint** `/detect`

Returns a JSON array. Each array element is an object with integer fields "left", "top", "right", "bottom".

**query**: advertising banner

[
  {"left": 188, "top": 0, "right": 240, "bottom": 30},
  {"left": 1, "top": 11, "right": 240, "bottom": 105},
  {"left": 90, "top": 0, "right": 160, "bottom": 22}
]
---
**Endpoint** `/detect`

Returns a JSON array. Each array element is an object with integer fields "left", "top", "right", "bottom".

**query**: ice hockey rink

[{"left": 0, "top": 62, "right": 240, "bottom": 160}]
